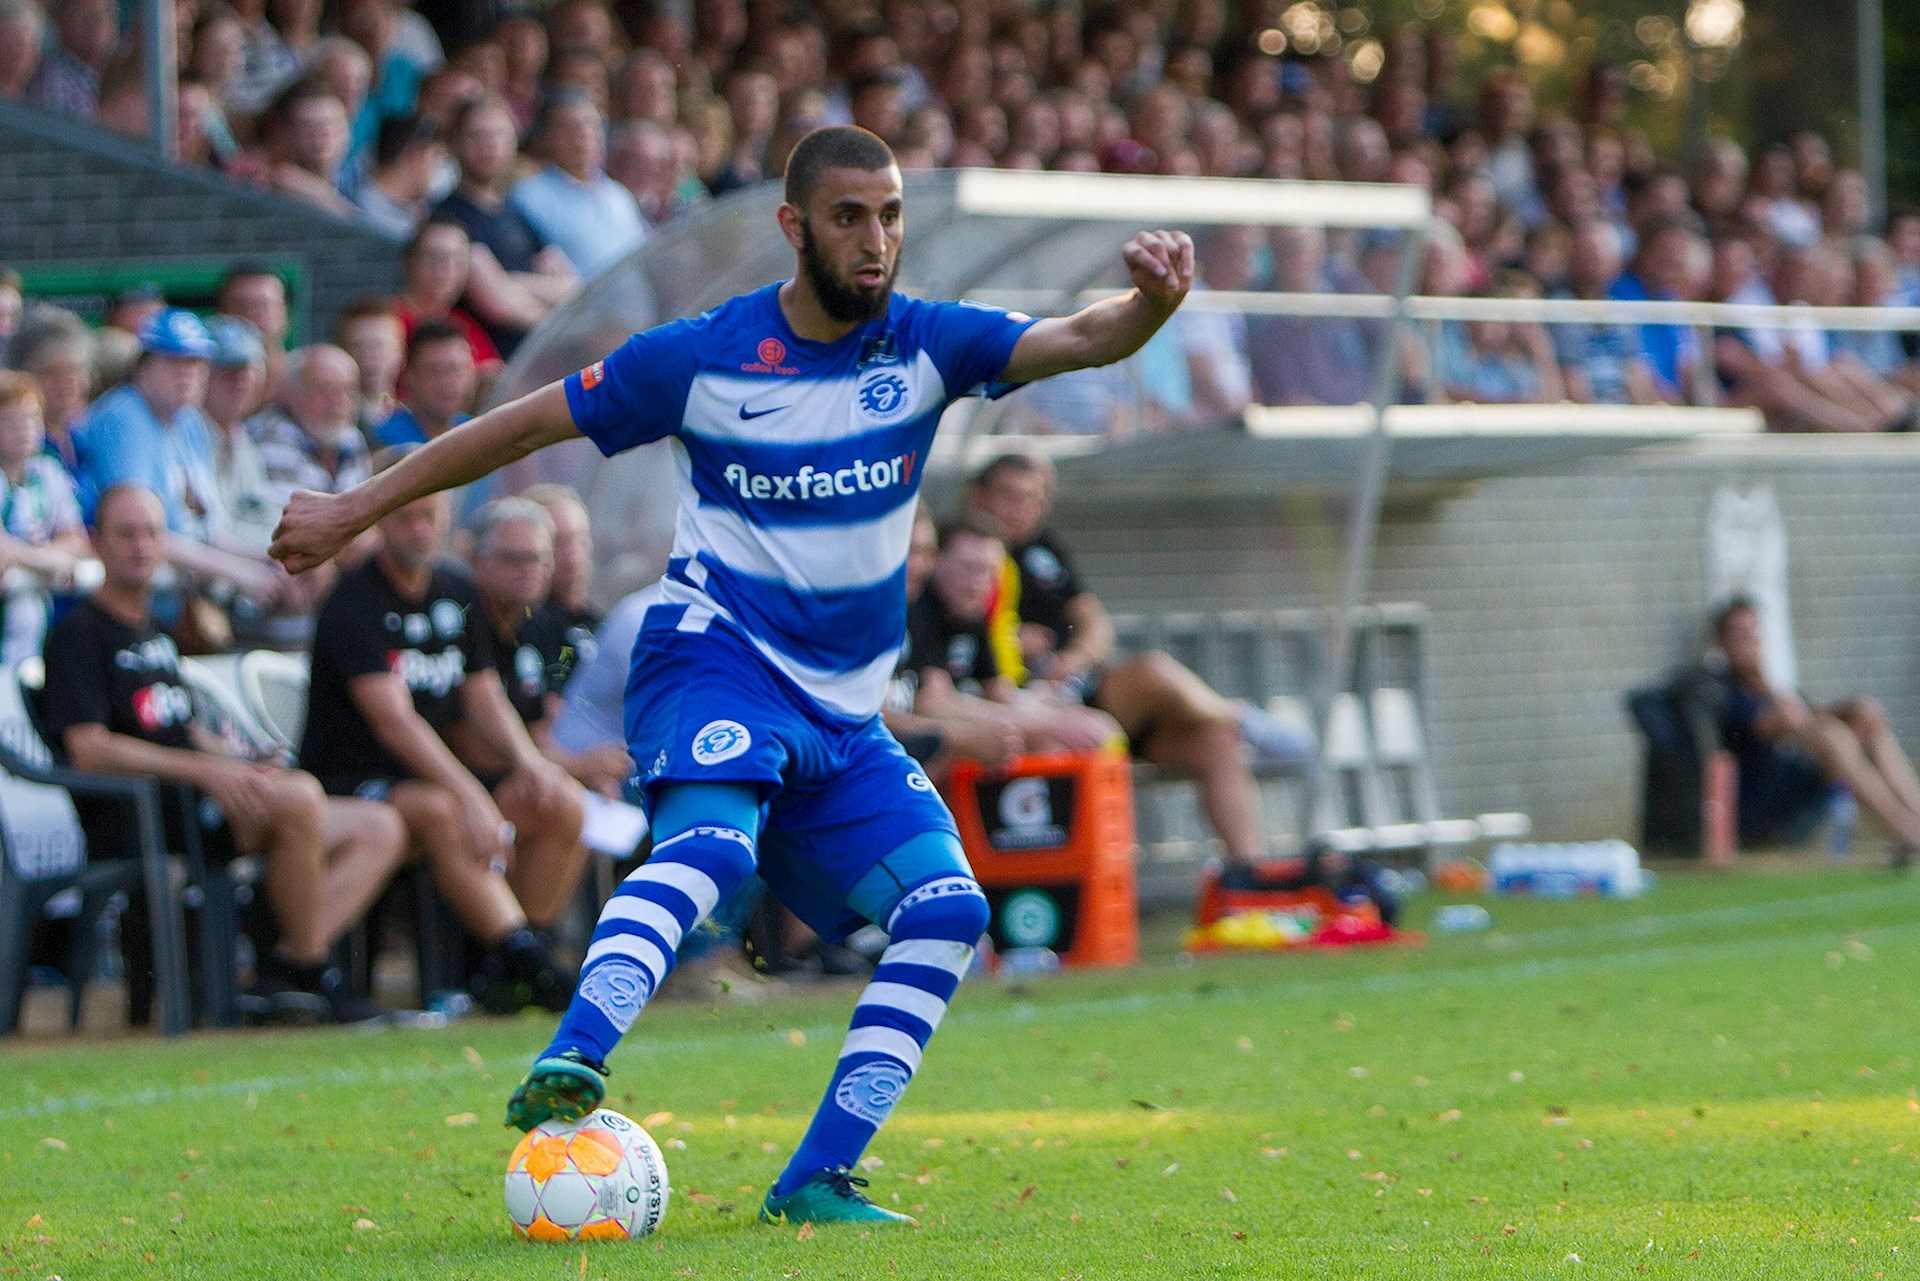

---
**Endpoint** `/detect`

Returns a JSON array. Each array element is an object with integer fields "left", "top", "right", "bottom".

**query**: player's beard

[{"left": 799, "top": 220, "right": 898, "bottom": 323}]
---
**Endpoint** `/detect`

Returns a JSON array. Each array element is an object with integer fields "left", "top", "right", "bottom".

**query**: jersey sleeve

[
  {"left": 562, "top": 320, "right": 701, "bottom": 457},
  {"left": 920, "top": 300, "right": 1039, "bottom": 400}
]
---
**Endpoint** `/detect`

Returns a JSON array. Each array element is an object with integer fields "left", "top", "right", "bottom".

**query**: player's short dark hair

[
  {"left": 407, "top": 319, "right": 469, "bottom": 364},
  {"left": 783, "top": 125, "right": 897, "bottom": 208}
]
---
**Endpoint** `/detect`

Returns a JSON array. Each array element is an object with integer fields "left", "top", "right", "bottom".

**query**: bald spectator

[
  {"left": 508, "top": 89, "right": 647, "bottom": 278},
  {"left": 250, "top": 344, "right": 371, "bottom": 503},
  {"left": 27, "top": 0, "right": 117, "bottom": 120}
]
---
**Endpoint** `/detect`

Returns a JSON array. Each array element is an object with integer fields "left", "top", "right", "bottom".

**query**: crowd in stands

[
  {"left": 8, "top": 0, "right": 1920, "bottom": 1025},
  {"left": 7, "top": 1, "right": 1920, "bottom": 429}
]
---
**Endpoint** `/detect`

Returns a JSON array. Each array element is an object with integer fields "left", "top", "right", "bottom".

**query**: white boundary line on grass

[{"left": 5, "top": 884, "right": 1915, "bottom": 1123}]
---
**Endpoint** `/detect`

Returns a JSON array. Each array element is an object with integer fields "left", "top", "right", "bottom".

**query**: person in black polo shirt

[
  {"left": 41, "top": 485, "right": 406, "bottom": 1023},
  {"left": 300, "top": 454, "right": 586, "bottom": 1014},
  {"left": 967, "top": 453, "right": 1301, "bottom": 879},
  {"left": 904, "top": 514, "right": 1117, "bottom": 756},
  {"left": 464, "top": 496, "right": 627, "bottom": 800}
]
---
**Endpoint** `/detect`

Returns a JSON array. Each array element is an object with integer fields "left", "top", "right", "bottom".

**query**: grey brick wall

[
  {"left": 0, "top": 100, "right": 403, "bottom": 340},
  {"left": 1050, "top": 435, "right": 1920, "bottom": 844}
]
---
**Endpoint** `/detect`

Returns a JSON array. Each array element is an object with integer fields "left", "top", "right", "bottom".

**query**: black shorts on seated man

[
  {"left": 41, "top": 484, "right": 407, "bottom": 1023},
  {"left": 298, "top": 450, "right": 587, "bottom": 1014}
]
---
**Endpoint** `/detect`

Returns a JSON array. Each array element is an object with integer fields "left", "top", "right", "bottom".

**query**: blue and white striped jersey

[{"left": 563, "top": 283, "right": 1034, "bottom": 721}]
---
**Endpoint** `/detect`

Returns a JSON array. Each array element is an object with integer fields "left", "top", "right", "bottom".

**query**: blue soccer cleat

[
  {"left": 759, "top": 1169, "right": 917, "bottom": 1226},
  {"left": 503, "top": 1049, "right": 608, "bottom": 1131}
]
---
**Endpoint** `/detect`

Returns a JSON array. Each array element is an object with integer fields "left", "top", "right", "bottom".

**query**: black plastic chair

[{"left": 0, "top": 662, "right": 193, "bottom": 1036}]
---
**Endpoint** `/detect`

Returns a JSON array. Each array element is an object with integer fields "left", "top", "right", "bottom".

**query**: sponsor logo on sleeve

[{"left": 581, "top": 360, "right": 605, "bottom": 390}]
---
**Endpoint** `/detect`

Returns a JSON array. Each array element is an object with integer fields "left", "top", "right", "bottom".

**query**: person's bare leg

[
  {"left": 498, "top": 776, "right": 588, "bottom": 928},
  {"left": 313, "top": 798, "right": 408, "bottom": 949},
  {"left": 1098, "top": 653, "right": 1268, "bottom": 864},
  {"left": 1142, "top": 716, "right": 1268, "bottom": 864},
  {"left": 1835, "top": 701, "right": 1920, "bottom": 814},
  {"left": 230, "top": 770, "right": 330, "bottom": 965},
  {"left": 1803, "top": 717, "right": 1920, "bottom": 845},
  {"left": 389, "top": 780, "right": 526, "bottom": 943}
]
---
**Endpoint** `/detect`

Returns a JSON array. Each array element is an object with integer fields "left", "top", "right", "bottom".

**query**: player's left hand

[{"left": 1122, "top": 230, "right": 1194, "bottom": 314}]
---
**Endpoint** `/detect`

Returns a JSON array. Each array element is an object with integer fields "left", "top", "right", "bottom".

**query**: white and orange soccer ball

[{"left": 504, "top": 1108, "right": 670, "bottom": 1242}]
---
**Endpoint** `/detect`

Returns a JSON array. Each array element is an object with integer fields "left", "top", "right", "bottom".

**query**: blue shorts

[{"left": 624, "top": 617, "right": 959, "bottom": 940}]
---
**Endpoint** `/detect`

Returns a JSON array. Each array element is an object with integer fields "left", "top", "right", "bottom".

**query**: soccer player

[{"left": 271, "top": 125, "right": 1193, "bottom": 1225}]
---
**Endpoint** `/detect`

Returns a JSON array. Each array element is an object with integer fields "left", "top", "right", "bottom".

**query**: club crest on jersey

[
  {"left": 856, "top": 369, "right": 912, "bottom": 422},
  {"left": 691, "top": 719, "right": 751, "bottom": 765}
]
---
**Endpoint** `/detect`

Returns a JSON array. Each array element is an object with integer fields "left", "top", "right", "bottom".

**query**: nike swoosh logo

[{"left": 738, "top": 403, "right": 789, "bottom": 420}]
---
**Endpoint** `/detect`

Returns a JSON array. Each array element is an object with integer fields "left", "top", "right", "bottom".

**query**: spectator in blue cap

[
  {"left": 78, "top": 308, "right": 286, "bottom": 611},
  {"left": 202, "top": 315, "right": 279, "bottom": 553}
]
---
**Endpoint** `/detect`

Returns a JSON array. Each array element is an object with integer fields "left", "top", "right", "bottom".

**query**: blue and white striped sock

[
  {"left": 543, "top": 824, "right": 757, "bottom": 1065},
  {"left": 772, "top": 875, "right": 988, "bottom": 1196}
]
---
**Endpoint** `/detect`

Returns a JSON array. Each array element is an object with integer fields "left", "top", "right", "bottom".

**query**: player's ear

[{"left": 776, "top": 203, "right": 806, "bottom": 251}]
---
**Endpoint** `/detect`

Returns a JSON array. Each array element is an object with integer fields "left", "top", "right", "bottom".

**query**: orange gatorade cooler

[{"left": 942, "top": 748, "right": 1138, "bottom": 968}]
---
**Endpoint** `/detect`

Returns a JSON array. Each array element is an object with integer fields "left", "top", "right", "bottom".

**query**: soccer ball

[{"left": 504, "top": 1109, "right": 670, "bottom": 1242}]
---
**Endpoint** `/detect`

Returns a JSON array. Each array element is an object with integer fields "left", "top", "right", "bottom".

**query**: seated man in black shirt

[
  {"left": 465, "top": 496, "right": 627, "bottom": 800},
  {"left": 300, "top": 458, "right": 587, "bottom": 1014},
  {"left": 1713, "top": 597, "right": 1920, "bottom": 854},
  {"left": 884, "top": 504, "right": 1021, "bottom": 776},
  {"left": 966, "top": 453, "right": 1279, "bottom": 876},
  {"left": 42, "top": 485, "right": 407, "bottom": 1023},
  {"left": 905, "top": 514, "right": 1118, "bottom": 755}
]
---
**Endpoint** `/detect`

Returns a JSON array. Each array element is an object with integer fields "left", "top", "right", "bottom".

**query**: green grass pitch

[{"left": 5, "top": 864, "right": 1920, "bottom": 1278}]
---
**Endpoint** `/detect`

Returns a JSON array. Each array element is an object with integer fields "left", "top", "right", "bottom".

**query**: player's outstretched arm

[
  {"left": 1000, "top": 230, "right": 1194, "bottom": 384},
  {"left": 270, "top": 382, "right": 580, "bottom": 573}
]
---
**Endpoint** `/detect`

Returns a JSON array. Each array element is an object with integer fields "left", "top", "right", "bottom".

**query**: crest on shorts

[{"left": 691, "top": 719, "right": 751, "bottom": 765}]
